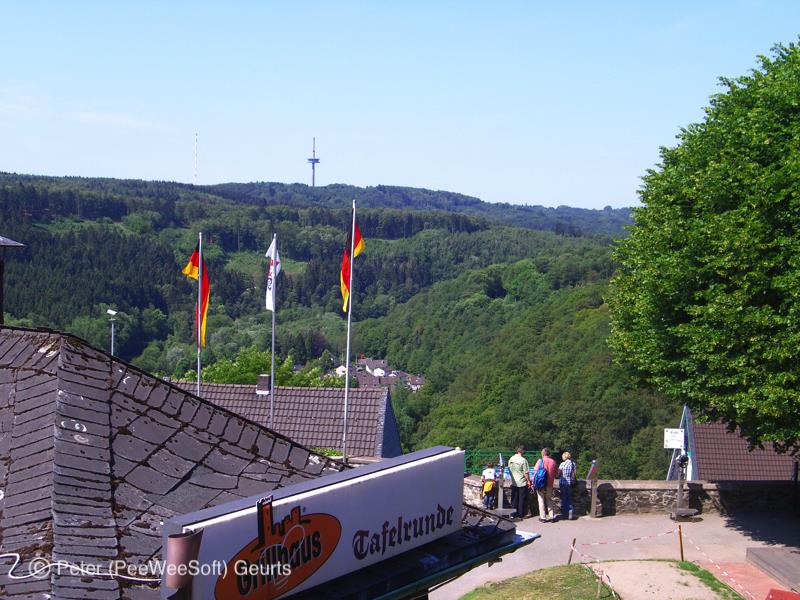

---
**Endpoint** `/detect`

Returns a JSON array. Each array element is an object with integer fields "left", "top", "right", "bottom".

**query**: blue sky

[{"left": 1, "top": 2, "right": 798, "bottom": 209}]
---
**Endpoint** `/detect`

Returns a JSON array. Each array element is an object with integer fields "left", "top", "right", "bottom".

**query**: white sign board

[
  {"left": 664, "top": 428, "right": 685, "bottom": 449},
  {"left": 183, "top": 448, "right": 464, "bottom": 599}
]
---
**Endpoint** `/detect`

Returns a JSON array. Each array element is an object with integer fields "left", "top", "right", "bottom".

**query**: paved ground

[{"left": 432, "top": 512, "right": 800, "bottom": 599}]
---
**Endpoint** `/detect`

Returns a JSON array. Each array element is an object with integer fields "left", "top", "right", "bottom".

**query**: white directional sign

[
  {"left": 664, "top": 428, "right": 685, "bottom": 449},
  {"left": 175, "top": 447, "right": 465, "bottom": 599}
]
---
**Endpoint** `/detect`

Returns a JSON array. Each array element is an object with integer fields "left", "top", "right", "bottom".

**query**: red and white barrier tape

[
  {"left": 571, "top": 545, "right": 618, "bottom": 598},
  {"left": 580, "top": 528, "right": 677, "bottom": 546},
  {"left": 571, "top": 527, "right": 756, "bottom": 600},
  {"left": 683, "top": 535, "right": 756, "bottom": 599}
]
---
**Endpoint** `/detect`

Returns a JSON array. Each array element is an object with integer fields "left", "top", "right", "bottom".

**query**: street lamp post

[
  {"left": 107, "top": 309, "right": 117, "bottom": 355},
  {"left": 0, "top": 235, "right": 26, "bottom": 326}
]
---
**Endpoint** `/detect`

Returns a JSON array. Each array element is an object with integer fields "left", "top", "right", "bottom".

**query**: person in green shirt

[{"left": 508, "top": 445, "right": 531, "bottom": 519}]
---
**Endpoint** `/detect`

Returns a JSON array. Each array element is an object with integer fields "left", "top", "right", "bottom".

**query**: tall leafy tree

[{"left": 608, "top": 44, "right": 800, "bottom": 451}]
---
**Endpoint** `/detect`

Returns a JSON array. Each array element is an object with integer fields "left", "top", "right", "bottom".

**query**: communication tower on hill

[{"left": 307, "top": 137, "right": 320, "bottom": 187}]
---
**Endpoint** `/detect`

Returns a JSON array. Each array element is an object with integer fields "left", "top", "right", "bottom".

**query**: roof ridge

[
  {"left": 0, "top": 327, "right": 352, "bottom": 598},
  {"left": 0, "top": 327, "right": 346, "bottom": 463}
]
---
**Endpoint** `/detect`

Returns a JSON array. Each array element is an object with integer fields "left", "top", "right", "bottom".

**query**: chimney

[{"left": 256, "top": 374, "right": 270, "bottom": 396}]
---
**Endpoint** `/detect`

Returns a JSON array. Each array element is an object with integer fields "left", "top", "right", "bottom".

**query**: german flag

[
  {"left": 182, "top": 244, "right": 210, "bottom": 347},
  {"left": 340, "top": 221, "right": 364, "bottom": 312}
]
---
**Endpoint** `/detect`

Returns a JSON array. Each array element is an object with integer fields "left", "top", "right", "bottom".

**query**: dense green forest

[
  {"left": 0, "top": 173, "right": 676, "bottom": 477},
  {"left": 0, "top": 172, "right": 632, "bottom": 236}
]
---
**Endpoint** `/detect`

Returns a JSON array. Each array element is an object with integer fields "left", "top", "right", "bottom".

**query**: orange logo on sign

[{"left": 215, "top": 502, "right": 341, "bottom": 599}]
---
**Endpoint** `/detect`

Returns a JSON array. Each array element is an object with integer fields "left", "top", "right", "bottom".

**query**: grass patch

[
  {"left": 225, "top": 251, "right": 307, "bottom": 278},
  {"left": 677, "top": 561, "right": 741, "bottom": 599},
  {"left": 34, "top": 217, "right": 126, "bottom": 234},
  {"left": 460, "top": 564, "right": 614, "bottom": 600},
  {"left": 311, "top": 447, "right": 341, "bottom": 457}
]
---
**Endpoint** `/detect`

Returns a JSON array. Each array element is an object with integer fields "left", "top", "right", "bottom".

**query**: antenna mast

[{"left": 307, "top": 137, "right": 320, "bottom": 187}]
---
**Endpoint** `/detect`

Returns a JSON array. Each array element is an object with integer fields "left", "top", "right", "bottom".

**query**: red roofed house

[
  {"left": 669, "top": 407, "right": 798, "bottom": 481},
  {"left": 174, "top": 379, "right": 402, "bottom": 459}
]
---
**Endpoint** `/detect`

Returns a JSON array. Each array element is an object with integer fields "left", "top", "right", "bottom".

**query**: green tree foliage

[
  {"left": 195, "top": 346, "right": 343, "bottom": 387},
  {"left": 357, "top": 260, "right": 678, "bottom": 478},
  {"left": 607, "top": 44, "right": 800, "bottom": 451},
  {"left": 0, "top": 170, "right": 672, "bottom": 476}
]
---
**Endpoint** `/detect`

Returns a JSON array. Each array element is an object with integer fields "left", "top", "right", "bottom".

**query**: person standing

[
  {"left": 558, "top": 451, "right": 577, "bottom": 520},
  {"left": 481, "top": 462, "right": 496, "bottom": 509},
  {"left": 508, "top": 446, "right": 531, "bottom": 519},
  {"left": 533, "top": 447, "right": 557, "bottom": 522}
]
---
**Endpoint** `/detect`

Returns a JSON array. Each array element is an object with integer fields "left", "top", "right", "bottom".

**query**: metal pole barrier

[
  {"left": 678, "top": 524, "right": 685, "bottom": 561},
  {"left": 496, "top": 456, "right": 503, "bottom": 510},
  {"left": 587, "top": 459, "right": 599, "bottom": 518}
]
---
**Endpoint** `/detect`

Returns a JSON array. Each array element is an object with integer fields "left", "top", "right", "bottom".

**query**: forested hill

[
  {"left": 0, "top": 171, "right": 675, "bottom": 478},
  {"left": 206, "top": 182, "right": 632, "bottom": 236},
  {"left": 357, "top": 264, "right": 676, "bottom": 478},
  {"left": 0, "top": 172, "right": 632, "bottom": 237}
]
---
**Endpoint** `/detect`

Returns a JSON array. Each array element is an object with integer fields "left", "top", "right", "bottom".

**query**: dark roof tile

[
  {"left": 174, "top": 381, "right": 391, "bottom": 457},
  {"left": 52, "top": 464, "right": 109, "bottom": 484},
  {"left": 115, "top": 370, "right": 142, "bottom": 397},
  {"left": 159, "top": 390, "right": 184, "bottom": 416},
  {"left": 177, "top": 397, "right": 199, "bottom": 422},
  {"left": 206, "top": 411, "right": 228, "bottom": 436},
  {"left": 9, "top": 436, "right": 52, "bottom": 460},
  {"left": 56, "top": 438, "right": 110, "bottom": 461},
  {"left": 112, "top": 434, "right": 157, "bottom": 463},
  {"left": 146, "top": 448, "right": 194, "bottom": 480},
  {"left": 143, "top": 384, "right": 168, "bottom": 409},
  {"left": 125, "top": 466, "right": 179, "bottom": 495},
  {"left": 57, "top": 401, "right": 110, "bottom": 427},
  {"left": 114, "top": 483, "right": 153, "bottom": 512},
  {"left": 58, "top": 390, "right": 109, "bottom": 414},
  {"left": 148, "top": 482, "right": 221, "bottom": 514},
  {"left": 270, "top": 438, "right": 291, "bottom": 463},
  {"left": 222, "top": 416, "right": 245, "bottom": 444},
  {"left": 202, "top": 447, "right": 249, "bottom": 475},
  {"left": 0, "top": 326, "right": 348, "bottom": 598},
  {"left": 189, "top": 403, "right": 213, "bottom": 429},
  {"left": 7, "top": 461, "right": 53, "bottom": 485},
  {"left": 190, "top": 467, "right": 237, "bottom": 489},
  {"left": 126, "top": 415, "right": 174, "bottom": 445},
  {"left": 164, "top": 430, "right": 212, "bottom": 462},
  {"left": 693, "top": 420, "right": 797, "bottom": 481},
  {"left": 110, "top": 406, "right": 139, "bottom": 429},
  {"left": 53, "top": 452, "right": 111, "bottom": 475}
]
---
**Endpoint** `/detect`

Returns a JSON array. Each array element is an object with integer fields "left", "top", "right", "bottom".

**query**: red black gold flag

[
  {"left": 182, "top": 244, "right": 210, "bottom": 347},
  {"left": 340, "top": 222, "right": 364, "bottom": 312}
]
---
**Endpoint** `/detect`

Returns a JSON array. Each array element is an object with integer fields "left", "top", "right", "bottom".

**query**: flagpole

[
  {"left": 270, "top": 233, "right": 277, "bottom": 429},
  {"left": 196, "top": 231, "right": 202, "bottom": 398},
  {"left": 342, "top": 200, "right": 356, "bottom": 464}
]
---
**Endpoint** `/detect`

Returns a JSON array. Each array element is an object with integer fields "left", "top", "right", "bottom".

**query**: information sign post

[{"left": 664, "top": 428, "right": 696, "bottom": 520}]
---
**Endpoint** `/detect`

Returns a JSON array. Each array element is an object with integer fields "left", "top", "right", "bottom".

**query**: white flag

[{"left": 265, "top": 237, "right": 281, "bottom": 312}]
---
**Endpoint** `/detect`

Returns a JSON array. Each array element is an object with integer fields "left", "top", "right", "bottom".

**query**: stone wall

[{"left": 464, "top": 477, "right": 799, "bottom": 517}]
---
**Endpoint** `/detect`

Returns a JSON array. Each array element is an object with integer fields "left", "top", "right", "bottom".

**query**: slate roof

[
  {"left": 692, "top": 420, "right": 798, "bottom": 481},
  {"left": 0, "top": 326, "right": 347, "bottom": 600},
  {"left": 356, "top": 357, "right": 388, "bottom": 371},
  {"left": 173, "top": 382, "right": 401, "bottom": 458}
]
